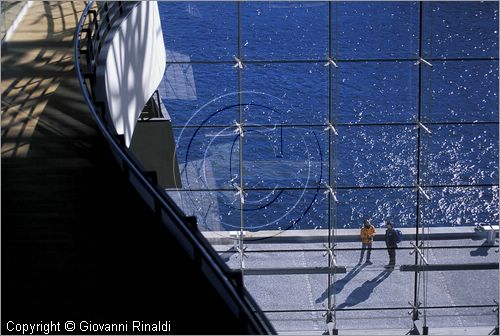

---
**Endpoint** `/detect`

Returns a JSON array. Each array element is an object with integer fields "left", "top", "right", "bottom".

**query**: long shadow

[
  {"left": 2, "top": 2, "right": 97, "bottom": 158},
  {"left": 315, "top": 263, "right": 367, "bottom": 303},
  {"left": 470, "top": 241, "right": 493, "bottom": 257},
  {"left": 336, "top": 269, "right": 393, "bottom": 310},
  {"left": 218, "top": 246, "right": 236, "bottom": 263}
]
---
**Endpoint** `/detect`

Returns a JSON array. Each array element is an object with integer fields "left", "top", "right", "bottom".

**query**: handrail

[{"left": 74, "top": 2, "right": 275, "bottom": 334}]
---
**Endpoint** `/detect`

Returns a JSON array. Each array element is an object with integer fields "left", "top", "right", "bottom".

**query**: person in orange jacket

[{"left": 359, "top": 219, "right": 376, "bottom": 265}]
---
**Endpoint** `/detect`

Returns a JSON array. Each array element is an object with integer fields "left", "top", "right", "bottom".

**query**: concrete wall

[{"left": 103, "top": 1, "right": 166, "bottom": 147}]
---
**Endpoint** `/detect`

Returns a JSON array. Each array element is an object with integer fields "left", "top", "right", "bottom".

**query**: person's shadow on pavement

[
  {"left": 470, "top": 241, "right": 492, "bottom": 257},
  {"left": 315, "top": 263, "right": 367, "bottom": 304},
  {"left": 336, "top": 269, "right": 393, "bottom": 309}
]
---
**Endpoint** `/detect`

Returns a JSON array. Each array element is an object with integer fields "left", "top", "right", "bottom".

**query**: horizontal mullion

[
  {"left": 165, "top": 57, "right": 499, "bottom": 65},
  {"left": 171, "top": 122, "right": 417, "bottom": 128},
  {"left": 339, "top": 57, "right": 499, "bottom": 63},
  {"left": 171, "top": 121, "right": 499, "bottom": 129},
  {"left": 260, "top": 304, "right": 497, "bottom": 313},
  {"left": 400, "top": 262, "right": 499, "bottom": 271},
  {"left": 216, "top": 244, "right": 499, "bottom": 253},
  {"left": 166, "top": 60, "right": 234, "bottom": 64},
  {"left": 422, "top": 121, "right": 499, "bottom": 126},
  {"left": 171, "top": 123, "right": 326, "bottom": 129},
  {"left": 242, "top": 266, "right": 347, "bottom": 275},
  {"left": 427, "top": 57, "right": 499, "bottom": 62},
  {"left": 166, "top": 184, "right": 499, "bottom": 193}
]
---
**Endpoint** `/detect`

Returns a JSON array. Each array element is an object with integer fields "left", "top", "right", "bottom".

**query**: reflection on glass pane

[
  {"left": 173, "top": 127, "right": 239, "bottom": 190},
  {"left": 336, "top": 309, "right": 412, "bottom": 330},
  {"left": 422, "top": 125, "right": 498, "bottom": 185},
  {"left": 245, "top": 274, "right": 328, "bottom": 321},
  {"left": 421, "top": 186, "right": 498, "bottom": 226},
  {"left": 335, "top": 270, "right": 412, "bottom": 308},
  {"left": 242, "top": 190, "right": 328, "bottom": 231},
  {"left": 243, "top": 250, "right": 327, "bottom": 269},
  {"left": 160, "top": 64, "right": 238, "bottom": 126},
  {"left": 336, "top": 2, "right": 419, "bottom": 59},
  {"left": 423, "top": 2, "right": 499, "bottom": 58},
  {"left": 167, "top": 190, "right": 240, "bottom": 231},
  {"left": 423, "top": 241, "right": 498, "bottom": 315},
  {"left": 337, "top": 126, "right": 417, "bottom": 187},
  {"left": 243, "top": 127, "right": 326, "bottom": 189},
  {"left": 257, "top": 311, "right": 323, "bottom": 332},
  {"left": 336, "top": 188, "right": 416, "bottom": 228},
  {"left": 159, "top": 2, "right": 237, "bottom": 61},
  {"left": 241, "top": 2, "right": 328, "bottom": 60},
  {"left": 424, "top": 241, "right": 498, "bottom": 305},
  {"left": 337, "top": 62, "right": 418, "bottom": 123},
  {"left": 422, "top": 61, "right": 499, "bottom": 123},
  {"left": 243, "top": 63, "right": 328, "bottom": 125},
  {"left": 425, "top": 307, "right": 497, "bottom": 328}
]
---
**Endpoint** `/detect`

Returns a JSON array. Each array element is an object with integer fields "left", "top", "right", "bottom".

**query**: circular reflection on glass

[{"left": 174, "top": 91, "right": 324, "bottom": 236}]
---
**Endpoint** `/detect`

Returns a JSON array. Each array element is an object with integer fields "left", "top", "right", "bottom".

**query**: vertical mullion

[
  {"left": 327, "top": 0, "right": 333, "bottom": 312},
  {"left": 413, "top": 0, "right": 424, "bottom": 316},
  {"left": 237, "top": 1, "right": 245, "bottom": 274}
]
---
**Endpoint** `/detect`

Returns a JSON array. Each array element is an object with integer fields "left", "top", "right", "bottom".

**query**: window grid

[{"left": 162, "top": 1, "right": 498, "bottom": 329}]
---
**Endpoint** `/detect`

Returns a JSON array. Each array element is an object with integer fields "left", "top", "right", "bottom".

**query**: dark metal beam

[
  {"left": 242, "top": 266, "right": 347, "bottom": 276},
  {"left": 261, "top": 303, "right": 497, "bottom": 313},
  {"left": 400, "top": 263, "right": 499, "bottom": 272}
]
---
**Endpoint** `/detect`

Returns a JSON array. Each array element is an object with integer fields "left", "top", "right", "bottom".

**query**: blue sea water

[{"left": 157, "top": 2, "right": 499, "bottom": 232}]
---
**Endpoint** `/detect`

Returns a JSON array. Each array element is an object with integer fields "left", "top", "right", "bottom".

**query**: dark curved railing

[{"left": 74, "top": 1, "right": 275, "bottom": 334}]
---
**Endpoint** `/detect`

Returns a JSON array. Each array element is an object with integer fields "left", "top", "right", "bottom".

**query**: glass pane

[
  {"left": 160, "top": 64, "right": 238, "bottom": 127},
  {"left": 424, "top": 2, "right": 499, "bottom": 58},
  {"left": 242, "top": 190, "right": 328, "bottom": 231},
  {"left": 336, "top": 2, "right": 419, "bottom": 59},
  {"left": 243, "top": 126, "right": 326, "bottom": 189},
  {"left": 243, "top": 63, "right": 328, "bottom": 125},
  {"left": 423, "top": 60, "right": 499, "bottom": 123},
  {"left": 167, "top": 190, "right": 240, "bottom": 231},
  {"left": 159, "top": 2, "right": 237, "bottom": 61},
  {"left": 173, "top": 127, "right": 239, "bottom": 190},
  {"left": 156, "top": 4, "right": 500, "bottom": 334},
  {"left": 422, "top": 124, "right": 499, "bottom": 185},
  {"left": 423, "top": 241, "right": 498, "bottom": 326},
  {"left": 337, "top": 126, "right": 417, "bottom": 187},
  {"left": 243, "top": 249, "right": 327, "bottom": 269},
  {"left": 336, "top": 188, "right": 417, "bottom": 229},
  {"left": 334, "top": 262, "right": 414, "bottom": 329},
  {"left": 241, "top": 2, "right": 329, "bottom": 60},
  {"left": 337, "top": 62, "right": 418, "bottom": 123},
  {"left": 421, "top": 186, "right": 499, "bottom": 227},
  {"left": 337, "top": 309, "right": 413, "bottom": 330},
  {"left": 261, "top": 311, "right": 325, "bottom": 332},
  {"left": 245, "top": 273, "right": 327, "bottom": 332},
  {"left": 425, "top": 307, "right": 497, "bottom": 328}
]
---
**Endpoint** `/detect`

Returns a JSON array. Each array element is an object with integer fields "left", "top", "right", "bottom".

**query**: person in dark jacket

[
  {"left": 359, "top": 219, "right": 375, "bottom": 265},
  {"left": 384, "top": 220, "right": 398, "bottom": 268}
]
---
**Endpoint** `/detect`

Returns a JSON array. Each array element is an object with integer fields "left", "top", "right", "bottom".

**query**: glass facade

[{"left": 158, "top": 1, "right": 498, "bottom": 332}]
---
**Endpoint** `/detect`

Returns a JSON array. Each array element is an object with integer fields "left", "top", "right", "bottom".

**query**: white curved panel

[{"left": 104, "top": 1, "right": 166, "bottom": 147}]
